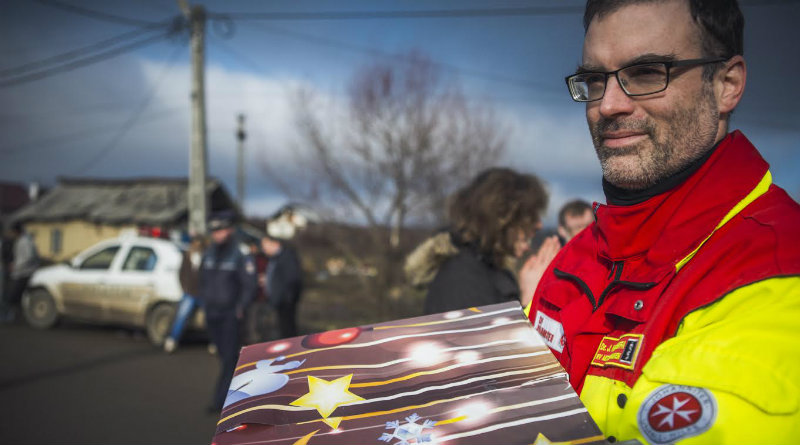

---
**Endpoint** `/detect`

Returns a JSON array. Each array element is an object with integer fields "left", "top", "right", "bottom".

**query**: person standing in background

[
  {"left": 198, "top": 211, "right": 257, "bottom": 413},
  {"left": 519, "top": 199, "right": 595, "bottom": 307},
  {"left": 260, "top": 234, "right": 302, "bottom": 339},
  {"left": 163, "top": 235, "right": 206, "bottom": 353},
  {"left": 556, "top": 199, "right": 594, "bottom": 244},
  {"left": 407, "top": 168, "right": 554, "bottom": 314},
  {"left": 0, "top": 225, "right": 12, "bottom": 315},
  {"left": 245, "top": 239, "right": 272, "bottom": 344},
  {"left": 1, "top": 221, "right": 39, "bottom": 323}
]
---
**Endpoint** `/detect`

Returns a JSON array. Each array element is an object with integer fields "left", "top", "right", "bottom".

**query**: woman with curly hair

[{"left": 406, "top": 167, "right": 560, "bottom": 314}]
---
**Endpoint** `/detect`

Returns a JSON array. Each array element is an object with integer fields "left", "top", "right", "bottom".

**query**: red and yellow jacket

[{"left": 526, "top": 131, "right": 800, "bottom": 444}]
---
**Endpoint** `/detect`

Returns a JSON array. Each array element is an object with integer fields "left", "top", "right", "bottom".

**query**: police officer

[{"left": 199, "top": 210, "right": 257, "bottom": 413}]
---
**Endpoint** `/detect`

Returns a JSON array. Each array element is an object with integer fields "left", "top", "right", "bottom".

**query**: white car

[{"left": 22, "top": 234, "right": 203, "bottom": 345}]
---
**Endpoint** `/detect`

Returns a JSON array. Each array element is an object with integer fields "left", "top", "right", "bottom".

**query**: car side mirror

[{"left": 70, "top": 258, "right": 80, "bottom": 268}]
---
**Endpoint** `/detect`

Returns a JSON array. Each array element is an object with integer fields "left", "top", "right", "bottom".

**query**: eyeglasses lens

[
  {"left": 619, "top": 63, "right": 668, "bottom": 95},
  {"left": 569, "top": 63, "right": 669, "bottom": 101}
]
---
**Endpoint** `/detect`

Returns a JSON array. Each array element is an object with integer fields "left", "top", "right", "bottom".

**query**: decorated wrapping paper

[{"left": 212, "top": 302, "right": 605, "bottom": 445}]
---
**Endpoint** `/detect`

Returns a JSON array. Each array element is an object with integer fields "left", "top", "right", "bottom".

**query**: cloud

[
  {"left": 503, "top": 104, "right": 598, "bottom": 177},
  {"left": 0, "top": 52, "right": 612, "bottom": 223},
  {"left": 491, "top": 100, "right": 603, "bottom": 225},
  {"left": 12, "top": 52, "right": 793, "bottom": 226},
  {"left": 138, "top": 58, "right": 606, "bottom": 220},
  {"left": 132, "top": 59, "right": 325, "bottom": 215}
]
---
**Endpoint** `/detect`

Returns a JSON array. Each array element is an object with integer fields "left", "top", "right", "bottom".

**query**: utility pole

[
  {"left": 236, "top": 113, "right": 246, "bottom": 212},
  {"left": 179, "top": 0, "right": 209, "bottom": 235}
]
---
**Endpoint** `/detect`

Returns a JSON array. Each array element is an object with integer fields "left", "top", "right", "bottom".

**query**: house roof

[{"left": 12, "top": 177, "right": 233, "bottom": 226}]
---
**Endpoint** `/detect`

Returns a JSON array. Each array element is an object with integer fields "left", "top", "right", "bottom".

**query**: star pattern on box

[
  {"left": 213, "top": 303, "right": 606, "bottom": 445},
  {"left": 290, "top": 374, "right": 365, "bottom": 420},
  {"left": 379, "top": 413, "right": 435, "bottom": 444}
]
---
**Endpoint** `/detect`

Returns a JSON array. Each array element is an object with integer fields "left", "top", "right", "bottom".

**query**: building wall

[{"left": 26, "top": 221, "right": 136, "bottom": 262}]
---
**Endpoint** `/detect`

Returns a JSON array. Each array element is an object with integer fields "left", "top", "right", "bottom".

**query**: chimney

[{"left": 28, "top": 182, "right": 40, "bottom": 201}]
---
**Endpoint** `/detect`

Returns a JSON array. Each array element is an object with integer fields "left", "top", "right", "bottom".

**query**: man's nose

[{"left": 598, "top": 75, "right": 635, "bottom": 118}]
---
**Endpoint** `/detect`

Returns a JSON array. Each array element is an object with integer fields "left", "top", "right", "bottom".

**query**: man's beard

[{"left": 589, "top": 83, "right": 720, "bottom": 190}]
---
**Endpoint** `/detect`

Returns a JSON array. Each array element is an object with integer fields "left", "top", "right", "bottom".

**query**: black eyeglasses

[{"left": 565, "top": 57, "right": 726, "bottom": 102}]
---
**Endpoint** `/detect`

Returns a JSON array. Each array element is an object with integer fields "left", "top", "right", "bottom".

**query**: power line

[
  {"left": 0, "top": 32, "right": 173, "bottom": 89},
  {"left": 208, "top": 34, "right": 268, "bottom": 73},
  {"left": 211, "top": 6, "right": 585, "bottom": 21},
  {"left": 212, "top": 0, "right": 797, "bottom": 22},
  {"left": 73, "top": 43, "right": 186, "bottom": 175},
  {"left": 0, "top": 107, "right": 186, "bottom": 157},
  {"left": 0, "top": 22, "right": 172, "bottom": 78},
  {"left": 240, "top": 22, "right": 553, "bottom": 93},
  {"left": 0, "top": 96, "right": 188, "bottom": 123},
  {"left": 33, "top": 0, "right": 162, "bottom": 27}
]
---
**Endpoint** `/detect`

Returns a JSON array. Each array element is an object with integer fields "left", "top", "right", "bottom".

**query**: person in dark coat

[
  {"left": 244, "top": 240, "right": 272, "bottom": 344},
  {"left": 260, "top": 234, "right": 302, "bottom": 339},
  {"left": 406, "top": 168, "right": 554, "bottom": 314},
  {"left": 198, "top": 211, "right": 257, "bottom": 413}
]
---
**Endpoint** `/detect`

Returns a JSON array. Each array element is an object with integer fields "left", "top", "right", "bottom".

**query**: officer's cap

[{"left": 208, "top": 210, "right": 236, "bottom": 231}]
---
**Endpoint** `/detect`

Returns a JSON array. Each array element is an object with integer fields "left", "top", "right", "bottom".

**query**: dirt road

[{"left": 0, "top": 318, "right": 221, "bottom": 444}]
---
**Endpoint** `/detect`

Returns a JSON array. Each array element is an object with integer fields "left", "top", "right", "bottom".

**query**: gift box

[{"left": 212, "top": 302, "right": 605, "bottom": 445}]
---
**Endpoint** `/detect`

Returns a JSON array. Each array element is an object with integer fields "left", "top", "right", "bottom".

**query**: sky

[{"left": 1, "top": 0, "right": 798, "bottom": 226}]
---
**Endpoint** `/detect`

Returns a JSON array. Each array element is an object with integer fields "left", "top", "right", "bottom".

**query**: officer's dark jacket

[{"left": 198, "top": 237, "right": 257, "bottom": 316}]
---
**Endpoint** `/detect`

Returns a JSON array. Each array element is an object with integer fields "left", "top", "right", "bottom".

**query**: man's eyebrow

[
  {"left": 622, "top": 53, "right": 678, "bottom": 66},
  {"left": 575, "top": 63, "right": 603, "bottom": 74},
  {"left": 575, "top": 53, "right": 678, "bottom": 73}
]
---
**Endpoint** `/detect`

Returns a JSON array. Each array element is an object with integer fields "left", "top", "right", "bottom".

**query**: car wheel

[
  {"left": 146, "top": 303, "right": 176, "bottom": 346},
  {"left": 23, "top": 288, "right": 59, "bottom": 329}
]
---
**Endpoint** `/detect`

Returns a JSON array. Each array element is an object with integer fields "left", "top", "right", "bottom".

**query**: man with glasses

[{"left": 526, "top": 1, "right": 800, "bottom": 443}]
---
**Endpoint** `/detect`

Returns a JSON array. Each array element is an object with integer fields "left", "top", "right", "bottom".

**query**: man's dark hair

[
  {"left": 558, "top": 200, "right": 593, "bottom": 228},
  {"left": 583, "top": 0, "right": 744, "bottom": 79},
  {"left": 449, "top": 168, "right": 548, "bottom": 266}
]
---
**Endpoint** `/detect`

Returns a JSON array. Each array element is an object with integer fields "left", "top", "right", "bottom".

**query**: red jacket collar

[{"left": 593, "top": 131, "right": 769, "bottom": 267}]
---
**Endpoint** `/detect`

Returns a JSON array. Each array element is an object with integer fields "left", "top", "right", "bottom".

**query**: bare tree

[{"left": 265, "top": 51, "right": 507, "bottom": 316}]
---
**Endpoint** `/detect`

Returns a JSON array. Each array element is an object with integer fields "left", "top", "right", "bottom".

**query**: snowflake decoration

[{"left": 378, "top": 413, "right": 435, "bottom": 445}]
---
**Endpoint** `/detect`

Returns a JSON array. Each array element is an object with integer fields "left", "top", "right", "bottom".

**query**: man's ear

[
  {"left": 716, "top": 55, "right": 746, "bottom": 114},
  {"left": 557, "top": 226, "right": 569, "bottom": 241}
]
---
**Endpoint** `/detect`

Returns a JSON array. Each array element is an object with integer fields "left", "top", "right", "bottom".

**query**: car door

[
  {"left": 105, "top": 243, "right": 159, "bottom": 326},
  {"left": 59, "top": 244, "right": 122, "bottom": 321}
]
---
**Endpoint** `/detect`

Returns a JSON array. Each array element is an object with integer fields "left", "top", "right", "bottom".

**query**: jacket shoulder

[
  {"left": 404, "top": 233, "right": 458, "bottom": 287},
  {"left": 693, "top": 185, "right": 800, "bottom": 277},
  {"left": 425, "top": 249, "right": 517, "bottom": 313},
  {"left": 745, "top": 185, "right": 800, "bottom": 270},
  {"left": 665, "top": 185, "right": 800, "bottom": 335}
]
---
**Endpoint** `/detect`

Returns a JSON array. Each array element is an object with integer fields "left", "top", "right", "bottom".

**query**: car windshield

[
  {"left": 122, "top": 246, "right": 157, "bottom": 272},
  {"left": 79, "top": 246, "right": 120, "bottom": 270}
]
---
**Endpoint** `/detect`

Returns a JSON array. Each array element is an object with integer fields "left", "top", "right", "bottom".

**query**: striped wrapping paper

[{"left": 212, "top": 302, "right": 605, "bottom": 445}]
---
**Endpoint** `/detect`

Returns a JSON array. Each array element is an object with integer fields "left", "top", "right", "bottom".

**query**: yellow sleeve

[{"left": 584, "top": 276, "right": 800, "bottom": 444}]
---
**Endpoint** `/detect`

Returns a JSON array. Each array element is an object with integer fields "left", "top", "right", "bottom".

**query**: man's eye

[
  {"left": 582, "top": 74, "right": 606, "bottom": 85},
  {"left": 624, "top": 65, "right": 666, "bottom": 78}
]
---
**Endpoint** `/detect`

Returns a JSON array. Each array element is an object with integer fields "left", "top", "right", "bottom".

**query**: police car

[{"left": 21, "top": 233, "right": 202, "bottom": 345}]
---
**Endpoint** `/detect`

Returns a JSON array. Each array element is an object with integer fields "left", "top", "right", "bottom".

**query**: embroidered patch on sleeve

[
  {"left": 533, "top": 310, "right": 565, "bottom": 353},
  {"left": 590, "top": 333, "right": 643, "bottom": 370},
  {"left": 637, "top": 384, "right": 717, "bottom": 445}
]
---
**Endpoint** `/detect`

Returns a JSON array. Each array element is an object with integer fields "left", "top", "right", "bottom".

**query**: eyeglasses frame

[{"left": 565, "top": 57, "right": 728, "bottom": 102}]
